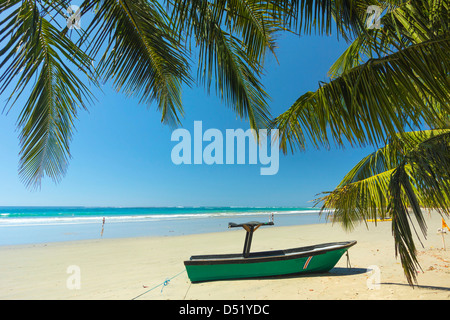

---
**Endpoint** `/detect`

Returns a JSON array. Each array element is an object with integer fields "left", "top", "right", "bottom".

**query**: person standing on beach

[{"left": 101, "top": 217, "right": 105, "bottom": 237}]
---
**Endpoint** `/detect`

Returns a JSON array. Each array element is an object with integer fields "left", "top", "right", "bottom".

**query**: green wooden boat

[{"left": 184, "top": 221, "right": 356, "bottom": 282}]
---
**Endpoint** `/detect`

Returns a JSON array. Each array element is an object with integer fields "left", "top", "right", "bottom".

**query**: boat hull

[{"left": 184, "top": 241, "right": 356, "bottom": 282}]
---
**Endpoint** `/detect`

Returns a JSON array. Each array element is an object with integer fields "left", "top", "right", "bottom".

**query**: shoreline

[
  {"left": 0, "top": 210, "right": 325, "bottom": 246},
  {"left": 0, "top": 212, "right": 449, "bottom": 300}
]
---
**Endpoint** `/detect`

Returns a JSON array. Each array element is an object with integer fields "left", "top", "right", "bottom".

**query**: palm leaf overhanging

[
  {"left": 272, "top": 0, "right": 449, "bottom": 285},
  {"left": 315, "top": 130, "right": 450, "bottom": 284},
  {"left": 0, "top": 0, "right": 96, "bottom": 188},
  {"left": 273, "top": 0, "right": 449, "bottom": 153},
  {"left": 0, "top": 0, "right": 393, "bottom": 188},
  {"left": 80, "top": 0, "right": 192, "bottom": 125},
  {"left": 0, "top": 0, "right": 293, "bottom": 187}
]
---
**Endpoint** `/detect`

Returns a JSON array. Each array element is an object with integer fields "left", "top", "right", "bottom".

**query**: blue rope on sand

[
  {"left": 161, "top": 278, "right": 170, "bottom": 293},
  {"left": 132, "top": 270, "right": 186, "bottom": 300}
]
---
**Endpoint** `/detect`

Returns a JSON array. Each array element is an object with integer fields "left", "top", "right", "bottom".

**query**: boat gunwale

[{"left": 184, "top": 240, "right": 356, "bottom": 266}]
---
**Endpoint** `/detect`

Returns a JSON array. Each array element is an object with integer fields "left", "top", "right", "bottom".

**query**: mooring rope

[{"left": 131, "top": 269, "right": 186, "bottom": 300}]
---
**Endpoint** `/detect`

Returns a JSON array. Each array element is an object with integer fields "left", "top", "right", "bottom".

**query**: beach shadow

[
  {"left": 381, "top": 282, "right": 450, "bottom": 292},
  {"left": 328, "top": 267, "right": 369, "bottom": 276},
  {"left": 281, "top": 267, "right": 369, "bottom": 279}
]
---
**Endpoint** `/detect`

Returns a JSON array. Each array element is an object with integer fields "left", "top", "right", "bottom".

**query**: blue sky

[{"left": 0, "top": 23, "right": 374, "bottom": 207}]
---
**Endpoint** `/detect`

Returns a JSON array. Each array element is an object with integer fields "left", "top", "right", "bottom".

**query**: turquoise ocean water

[{"left": 0, "top": 206, "right": 327, "bottom": 245}]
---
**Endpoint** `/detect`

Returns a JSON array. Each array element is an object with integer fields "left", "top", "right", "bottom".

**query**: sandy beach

[{"left": 0, "top": 212, "right": 449, "bottom": 300}]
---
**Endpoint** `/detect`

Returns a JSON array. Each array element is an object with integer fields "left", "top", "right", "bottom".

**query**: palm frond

[
  {"left": 80, "top": 0, "right": 191, "bottom": 125},
  {"left": 388, "top": 164, "right": 424, "bottom": 285},
  {"left": 317, "top": 129, "right": 450, "bottom": 285},
  {"left": 196, "top": 19, "right": 272, "bottom": 129},
  {"left": 339, "top": 130, "right": 450, "bottom": 184},
  {"left": 406, "top": 131, "right": 450, "bottom": 215},
  {"left": 318, "top": 167, "right": 396, "bottom": 230},
  {"left": 280, "top": 0, "right": 367, "bottom": 39},
  {"left": 328, "top": 0, "right": 449, "bottom": 79},
  {"left": 273, "top": 33, "right": 450, "bottom": 153},
  {"left": 0, "top": 0, "right": 96, "bottom": 188},
  {"left": 168, "top": 0, "right": 286, "bottom": 129},
  {"left": 273, "top": 0, "right": 449, "bottom": 154}
]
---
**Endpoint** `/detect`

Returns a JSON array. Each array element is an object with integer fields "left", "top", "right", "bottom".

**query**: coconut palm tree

[{"left": 272, "top": 0, "right": 450, "bottom": 285}]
